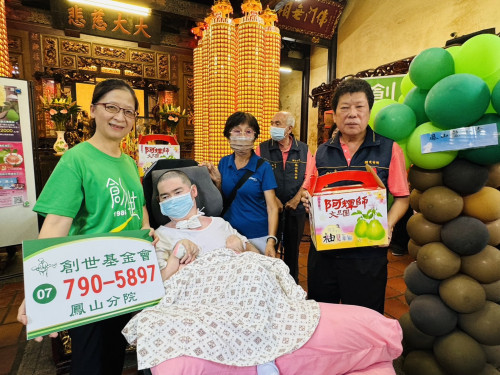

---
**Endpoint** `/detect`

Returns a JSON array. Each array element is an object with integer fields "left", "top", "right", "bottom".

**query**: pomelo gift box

[{"left": 308, "top": 170, "right": 389, "bottom": 250}]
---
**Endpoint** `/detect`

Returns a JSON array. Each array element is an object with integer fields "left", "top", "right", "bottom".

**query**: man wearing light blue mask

[
  {"left": 256, "top": 111, "right": 316, "bottom": 282},
  {"left": 155, "top": 170, "right": 259, "bottom": 281}
]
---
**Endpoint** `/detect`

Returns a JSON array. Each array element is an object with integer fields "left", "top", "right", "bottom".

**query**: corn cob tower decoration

[
  {"left": 192, "top": 0, "right": 280, "bottom": 164},
  {"left": 192, "top": 22, "right": 205, "bottom": 162},
  {"left": 193, "top": 44, "right": 202, "bottom": 161},
  {"left": 0, "top": 0, "right": 11, "bottom": 77},
  {"left": 200, "top": 14, "right": 212, "bottom": 162},
  {"left": 207, "top": 0, "right": 237, "bottom": 164},
  {"left": 237, "top": 0, "right": 264, "bottom": 129},
  {"left": 261, "top": 6, "right": 281, "bottom": 135}
]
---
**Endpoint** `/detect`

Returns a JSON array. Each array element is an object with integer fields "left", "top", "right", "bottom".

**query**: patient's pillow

[{"left": 149, "top": 303, "right": 403, "bottom": 375}]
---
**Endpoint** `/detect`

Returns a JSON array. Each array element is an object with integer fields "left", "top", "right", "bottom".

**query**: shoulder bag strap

[{"left": 221, "top": 158, "right": 265, "bottom": 216}]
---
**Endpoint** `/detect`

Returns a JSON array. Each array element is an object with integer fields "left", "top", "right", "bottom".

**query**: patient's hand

[
  {"left": 245, "top": 242, "right": 260, "bottom": 253},
  {"left": 225, "top": 234, "right": 245, "bottom": 253},
  {"left": 175, "top": 239, "right": 200, "bottom": 264}
]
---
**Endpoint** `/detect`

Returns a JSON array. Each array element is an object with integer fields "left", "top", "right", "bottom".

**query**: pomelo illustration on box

[{"left": 308, "top": 170, "right": 389, "bottom": 251}]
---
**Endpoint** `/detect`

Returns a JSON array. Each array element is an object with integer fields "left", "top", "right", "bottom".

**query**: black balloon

[
  {"left": 441, "top": 216, "right": 490, "bottom": 255},
  {"left": 404, "top": 261, "right": 441, "bottom": 295},
  {"left": 443, "top": 158, "right": 489, "bottom": 195},
  {"left": 409, "top": 295, "right": 457, "bottom": 336}
]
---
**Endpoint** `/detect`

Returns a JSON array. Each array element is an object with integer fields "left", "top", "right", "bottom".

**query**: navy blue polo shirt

[{"left": 219, "top": 152, "right": 277, "bottom": 238}]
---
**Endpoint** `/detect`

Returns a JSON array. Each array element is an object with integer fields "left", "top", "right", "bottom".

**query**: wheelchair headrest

[{"left": 150, "top": 166, "right": 223, "bottom": 227}]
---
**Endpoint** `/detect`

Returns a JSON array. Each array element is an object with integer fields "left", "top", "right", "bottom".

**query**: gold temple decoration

[
  {"left": 193, "top": 40, "right": 203, "bottom": 161},
  {"left": 261, "top": 5, "right": 280, "bottom": 131},
  {"left": 39, "top": 34, "right": 168, "bottom": 80},
  {"left": 0, "top": 0, "right": 10, "bottom": 76},
  {"left": 212, "top": 0, "right": 233, "bottom": 18},
  {"left": 192, "top": 0, "right": 280, "bottom": 164},
  {"left": 237, "top": 0, "right": 265, "bottom": 130}
]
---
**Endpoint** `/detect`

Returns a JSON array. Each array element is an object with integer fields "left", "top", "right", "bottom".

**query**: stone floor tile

[
  {"left": 387, "top": 277, "right": 408, "bottom": 294},
  {"left": 0, "top": 322, "right": 23, "bottom": 348},
  {"left": 384, "top": 298, "right": 409, "bottom": 320}
]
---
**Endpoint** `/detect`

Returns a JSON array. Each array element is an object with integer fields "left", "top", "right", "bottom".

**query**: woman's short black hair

[
  {"left": 91, "top": 79, "right": 139, "bottom": 111},
  {"left": 223, "top": 111, "right": 260, "bottom": 140},
  {"left": 331, "top": 78, "right": 374, "bottom": 112}
]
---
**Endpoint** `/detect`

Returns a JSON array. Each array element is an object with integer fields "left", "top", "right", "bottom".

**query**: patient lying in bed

[
  {"left": 152, "top": 170, "right": 258, "bottom": 280},
  {"left": 122, "top": 170, "right": 403, "bottom": 375}
]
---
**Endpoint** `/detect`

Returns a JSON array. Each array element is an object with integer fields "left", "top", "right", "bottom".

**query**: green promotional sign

[
  {"left": 23, "top": 230, "right": 165, "bottom": 340},
  {"left": 364, "top": 75, "right": 405, "bottom": 101}
]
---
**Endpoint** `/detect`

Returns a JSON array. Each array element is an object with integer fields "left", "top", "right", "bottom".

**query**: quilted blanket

[{"left": 122, "top": 249, "right": 320, "bottom": 370}]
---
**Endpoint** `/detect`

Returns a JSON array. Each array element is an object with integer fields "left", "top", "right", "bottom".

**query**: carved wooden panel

[
  {"left": 183, "top": 61, "right": 193, "bottom": 74},
  {"left": 157, "top": 53, "right": 170, "bottom": 80},
  {"left": 77, "top": 56, "right": 98, "bottom": 71},
  {"left": 170, "top": 55, "right": 178, "bottom": 85},
  {"left": 30, "top": 33, "right": 42, "bottom": 72},
  {"left": 144, "top": 65, "right": 156, "bottom": 79},
  {"left": 60, "top": 54, "right": 77, "bottom": 69},
  {"left": 7, "top": 36, "right": 22, "bottom": 53},
  {"left": 42, "top": 35, "right": 59, "bottom": 67},
  {"left": 92, "top": 44, "right": 128, "bottom": 61},
  {"left": 130, "top": 49, "right": 155, "bottom": 64},
  {"left": 36, "top": 34, "right": 190, "bottom": 82},
  {"left": 98, "top": 59, "right": 124, "bottom": 75},
  {"left": 60, "top": 39, "right": 91, "bottom": 56},
  {"left": 123, "top": 63, "right": 142, "bottom": 77}
]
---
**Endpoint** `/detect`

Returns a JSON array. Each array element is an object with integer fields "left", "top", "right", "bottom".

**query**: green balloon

[
  {"left": 400, "top": 74, "right": 415, "bottom": 96},
  {"left": 404, "top": 87, "right": 430, "bottom": 125},
  {"left": 459, "top": 114, "right": 500, "bottom": 165},
  {"left": 409, "top": 48, "right": 455, "bottom": 90},
  {"left": 455, "top": 34, "right": 500, "bottom": 79},
  {"left": 407, "top": 122, "right": 458, "bottom": 169},
  {"left": 425, "top": 73, "right": 491, "bottom": 130},
  {"left": 374, "top": 103, "right": 416, "bottom": 141},
  {"left": 481, "top": 69, "right": 500, "bottom": 113},
  {"left": 446, "top": 46, "right": 461, "bottom": 62},
  {"left": 492, "top": 79, "right": 500, "bottom": 114},
  {"left": 368, "top": 98, "right": 397, "bottom": 128}
]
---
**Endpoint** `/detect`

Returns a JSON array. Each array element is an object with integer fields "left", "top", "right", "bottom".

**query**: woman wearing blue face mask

[{"left": 203, "top": 112, "right": 279, "bottom": 257}]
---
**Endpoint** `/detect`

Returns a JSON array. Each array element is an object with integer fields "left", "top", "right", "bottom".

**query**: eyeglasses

[
  {"left": 230, "top": 129, "right": 255, "bottom": 137},
  {"left": 93, "top": 103, "right": 138, "bottom": 119}
]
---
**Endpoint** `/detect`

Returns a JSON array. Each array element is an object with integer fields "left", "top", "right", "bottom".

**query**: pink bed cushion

[
  {"left": 347, "top": 361, "right": 396, "bottom": 375},
  {"left": 150, "top": 302, "right": 403, "bottom": 375}
]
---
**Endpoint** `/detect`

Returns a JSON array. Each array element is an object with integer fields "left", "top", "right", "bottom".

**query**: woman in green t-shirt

[{"left": 17, "top": 79, "right": 154, "bottom": 375}]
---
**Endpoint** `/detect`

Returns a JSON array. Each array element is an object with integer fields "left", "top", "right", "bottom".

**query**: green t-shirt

[{"left": 34, "top": 142, "right": 145, "bottom": 236}]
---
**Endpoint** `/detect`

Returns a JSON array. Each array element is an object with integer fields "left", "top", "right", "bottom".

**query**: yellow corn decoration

[{"left": 192, "top": 0, "right": 280, "bottom": 164}]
